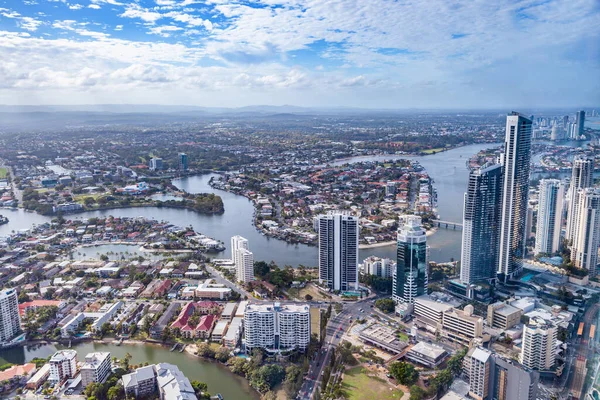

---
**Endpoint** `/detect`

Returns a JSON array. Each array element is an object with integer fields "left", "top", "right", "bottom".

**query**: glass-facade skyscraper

[
  {"left": 393, "top": 215, "right": 428, "bottom": 304},
  {"left": 498, "top": 112, "right": 532, "bottom": 281},
  {"left": 460, "top": 163, "right": 503, "bottom": 284},
  {"left": 318, "top": 212, "right": 359, "bottom": 291}
]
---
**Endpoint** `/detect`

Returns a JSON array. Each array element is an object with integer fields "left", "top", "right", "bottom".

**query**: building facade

[
  {"left": 231, "top": 236, "right": 254, "bottom": 283},
  {"left": 520, "top": 318, "right": 557, "bottom": 371},
  {"left": 460, "top": 163, "right": 503, "bottom": 285},
  {"left": 49, "top": 350, "right": 77, "bottom": 383},
  {"left": 178, "top": 153, "right": 188, "bottom": 171},
  {"left": 498, "top": 112, "right": 532, "bottom": 281},
  {"left": 362, "top": 256, "right": 394, "bottom": 278},
  {"left": 0, "top": 289, "right": 21, "bottom": 346},
  {"left": 318, "top": 213, "right": 359, "bottom": 291},
  {"left": 534, "top": 179, "right": 565, "bottom": 255},
  {"left": 244, "top": 302, "right": 310, "bottom": 354},
  {"left": 80, "top": 352, "right": 112, "bottom": 388},
  {"left": 149, "top": 158, "right": 163, "bottom": 171},
  {"left": 575, "top": 110, "right": 586, "bottom": 137},
  {"left": 571, "top": 188, "right": 600, "bottom": 276},
  {"left": 566, "top": 157, "right": 594, "bottom": 242},
  {"left": 393, "top": 215, "right": 428, "bottom": 304}
]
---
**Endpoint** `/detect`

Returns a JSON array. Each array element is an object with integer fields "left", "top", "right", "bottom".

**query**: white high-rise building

[
  {"left": 468, "top": 348, "right": 491, "bottom": 400},
  {"left": 571, "top": 188, "right": 600, "bottom": 276},
  {"left": 49, "top": 350, "right": 78, "bottom": 382},
  {"left": 534, "top": 179, "right": 565, "bottom": 255},
  {"left": 520, "top": 317, "right": 557, "bottom": 371},
  {"left": 80, "top": 352, "right": 112, "bottom": 387},
  {"left": 393, "top": 215, "right": 428, "bottom": 304},
  {"left": 0, "top": 289, "right": 21, "bottom": 346},
  {"left": 362, "top": 256, "right": 394, "bottom": 278},
  {"left": 566, "top": 157, "right": 594, "bottom": 242},
  {"left": 498, "top": 112, "right": 532, "bottom": 281},
  {"left": 231, "top": 236, "right": 254, "bottom": 283},
  {"left": 318, "top": 212, "right": 359, "bottom": 291},
  {"left": 244, "top": 302, "right": 310, "bottom": 354}
]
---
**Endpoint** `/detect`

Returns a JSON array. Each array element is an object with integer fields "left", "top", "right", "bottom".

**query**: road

[
  {"left": 204, "top": 264, "right": 252, "bottom": 298},
  {"left": 298, "top": 295, "right": 378, "bottom": 400},
  {"left": 567, "top": 303, "right": 599, "bottom": 399}
]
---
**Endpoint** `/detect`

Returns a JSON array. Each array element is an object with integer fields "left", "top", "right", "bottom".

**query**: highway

[
  {"left": 298, "top": 295, "right": 378, "bottom": 400},
  {"left": 567, "top": 303, "right": 599, "bottom": 399}
]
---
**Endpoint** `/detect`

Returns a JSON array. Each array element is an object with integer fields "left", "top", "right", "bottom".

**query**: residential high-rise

[
  {"left": 123, "top": 363, "right": 196, "bottom": 400},
  {"left": 49, "top": 350, "right": 77, "bottom": 383},
  {"left": 393, "top": 215, "right": 428, "bottom": 304},
  {"left": 318, "top": 212, "right": 359, "bottom": 291},
  {"left": 460, "top": 163, "right": 503, "bottom": 285},
  {"left": 149, "top": 157, "right": 163, "bottom": 171},
  {"left": 244, "top": 302, "right": 310, "bottom": 354},
  {"left": 575, "top": 110, "right": 586, "bottom": 137},
  {"left": 498, "top": 112, "right": 532, "bottom": 281},
  {"left": 0, "top": 289, "right": 21, "bottom": 346},
  {"left": 520, "top": 317, "right": 557, "bottom": 371},
  {"left": 80, "top": 352, "right": 112, "bottom": 387},
  {"left": 534, "top": 179, "right": 565, "bottom": 255},
  {"left": 466, "top": 347, "right": 539, "bottom": 400},
  {"left": 178, "top": 153, "right": 188, "bottom": 171},
  {"left": 566, "top": 157, "right": 594, "bottom": 242},
  {"left": 231, "top": 236, "right": 254, "bottom": 283},
  {"left": 571, "top": 188, "right": 600, "bottom": 276}
]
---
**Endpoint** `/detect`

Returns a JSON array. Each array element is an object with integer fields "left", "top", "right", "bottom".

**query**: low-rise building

[
  {"left": 359, "top": 324, "right": 407, "bottom": 355},
  {"left": 223, "top": 317, "right": 244, "bottom": 348},
  {"left": 441, "top": 305, "right": 483, "bottom": 345},
  {"left": 26, "top": 364, "right": 51, "bottom": 389},
  {"left": 487, "top": 302, "right": 522, "bottom": 330},
  {"left": 406, "top": 342, "right": 448, "bottom": 368}
]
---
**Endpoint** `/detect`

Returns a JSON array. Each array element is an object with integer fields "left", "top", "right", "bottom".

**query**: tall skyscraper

[
  {"left": 231, "top": 236, "right": 254, "bottom": 283},
  {"left": 149, "top": 157, "right": 163, "bottom": 171},
  {"left": 566, "top": 156, "right": 594, "bottom": 242},
  {"left": 520, "top": 317, "right": 557, "bottom": 371},
  {"left": 571, "top": 188, "right": 600, "bottom": 277},
  {"left": 178, "top": 153, "right": 188, "bottom": 171},
  {"left": 393, "top": 215, "right": 428, "bottom": 304},
  {"left": 498, "top": 112, "right": 532, "bottom": 281},
  {"left": 460, "top": 163, "right": 503, "bottom": 284},
  {"left": 575, "top": 110, "right": 586, "bottom": 137},
  {"left": 0, "top": 289, "right": 21, "bottom": 346},
  {"left": 318, "top": 212, "right": 359, "bottom": 291},
  {"left": 534, "top": 179, "right": 565, "bottom": 256}
]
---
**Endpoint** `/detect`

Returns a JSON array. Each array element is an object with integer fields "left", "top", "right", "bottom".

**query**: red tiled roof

[
  {"left": 170, "top": 302, "right": 195, "bottom": 329},
  {"left": 196, "top": 314, "right": 216, "bottom": 332},
  {"left": 0, "top": 363, "right": 36, "bottom": 381},
  {"left": 18, "top": 300, "right": 61, "bottom": 316}
]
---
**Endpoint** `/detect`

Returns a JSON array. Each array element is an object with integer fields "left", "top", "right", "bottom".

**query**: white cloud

[
  {"left": 120, "top": 5, "right": 163, "bottom": 23},
  {"left": 68, "top": 4, "right": 84, "bottom": 10},
  {"left": 88, "top": 4, "right": 101, "bottom": 9},
  {"left": 149, "top": 25, "right": 183, "bottom": 37}
]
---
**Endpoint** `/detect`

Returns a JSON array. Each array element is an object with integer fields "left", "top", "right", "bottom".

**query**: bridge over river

[{"left": 431, "top": 220, "right": 463, "bottom": 230}]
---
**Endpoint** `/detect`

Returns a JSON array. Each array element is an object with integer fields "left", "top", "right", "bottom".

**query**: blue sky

[{"left": 0, "top": 0, "right": 598, "bottom": 108}]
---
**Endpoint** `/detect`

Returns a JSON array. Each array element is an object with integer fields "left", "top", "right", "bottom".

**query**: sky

[{"left": 0, "top": 0, "right": 599, "bottom": 109}]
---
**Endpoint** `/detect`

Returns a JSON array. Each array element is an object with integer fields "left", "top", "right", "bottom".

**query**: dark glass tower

[
  {"left": 393, "top": 216, "right": 428, "bottom": 304},
  {"left": 460, "top": 163, "right": 503, "bottom": 284}
]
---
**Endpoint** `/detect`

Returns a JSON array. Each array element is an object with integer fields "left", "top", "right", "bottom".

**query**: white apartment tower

[
  {"left": 318, "top": 213, "right": 359, "bottom": 291},
  {"left": 520, "top": 318, "right": 557, "bottom": 371},
  {"left": 566, "top": 157, "right": 594, "bottom": 242},
  {"left": 80, "top": 352, "right": 112, "bottom": 387},
  {"left": 571, "top": 188, "right": 600, "bottom": 276},
  {"left": 231, "top": 236, "right": 254, "bottom": 283},
  {"left": 534, "top": 179, "right": 565, "bottom": 255},
  {"left": 49, "top": 350, "right": 78, "bottom": 382},
  {"left": 244, "top": 302, "right": 310, "bottom": 354},
  {"left": 498, "top": 112, "right": 532, "bottom": 281},
  {"left": 468, "top": 348, "right": 492, "bottom": 400},
  {"left": 0, "top": 289, "right": 21, "bottom": 346}
]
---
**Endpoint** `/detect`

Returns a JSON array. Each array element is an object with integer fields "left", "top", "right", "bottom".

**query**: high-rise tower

[
  {"left": 0, "top": 289, "right": 21, "bottom": 346},
  {"left": 318, "top": 212, "right": 359, "bottom": 291},
  {"left": 498, "top": 112, "right": 532, "bottom": 281},
  {"left": 534, "top": 179, "right": 565, "bottom": 256},
  {"left": 571, "top": 188, "right": 600, "bottom": 277},
  {"left": 460, "top": 163, "right": 503, "bottom": 284},
  {"left": 393, "top": 215, "right": 428, "bottom": 304},
  {"left": 566, "top": 156, "right": 594, "bottom": 242},
  {"left": 575, "top": 110, "right": 586, "bottom": 137},
  {"left": 231, "top": 236, "right": 254, "bottom": 283}
]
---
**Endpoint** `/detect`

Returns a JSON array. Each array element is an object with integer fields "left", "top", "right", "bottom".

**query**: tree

[
  {"left": 375, "top": 298, "right": 395, "bottom": 313},
  {"left": 197, "top": 342, "right": 215, "bottom": 358},
  {"left": 250, "top": 364, "right": 285, "bottom": 393},
  {"left": 409, "top": 385, "right": 425, "bottom": 400},
  {"left": 284, "top": 365, "right": 304, "bottom": 396},
  {"left": 304, "top": 294, "right": 313, "bottom": 301},
  {"left": 191, "top": 380, "right": 209, "bottom": 398},
  {"left": 389, "top": 361, "right": 419, "bottom": 386},
  {"left": 123, "top": 352, "right": 132, "bottom": 371},
  {"left": 215, "top": 346, "right": 231, "bottom": 363},
  {"left": 228, "top": 357, "right": 251, "bottom": 377},
  {"left": 106, "top": 384, "right": 123, "bottom": 400}
]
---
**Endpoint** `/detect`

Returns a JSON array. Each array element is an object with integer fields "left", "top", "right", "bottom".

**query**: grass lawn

[
  {"left": 288, "top": 284, "right": 332, "bottom": 301},
  {"left": 341, "top": 367, "right": 404, "bottom": 400},
  {"left": 0, "top": 167, "right": 7, "bottom": 179},
  {"left": 421, "top": 147, "right": 446, "bottom": 154},
  {"left": 398, "top": 332, "right": 409, "bottom": 341}
]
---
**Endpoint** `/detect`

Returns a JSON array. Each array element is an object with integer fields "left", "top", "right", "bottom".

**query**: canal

[{"left": 0, "top": 342, "right": 258, "bottom": 399}]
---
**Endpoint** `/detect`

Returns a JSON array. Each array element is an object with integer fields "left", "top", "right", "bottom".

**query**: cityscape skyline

[{"left": 0, "top": 0, "right": 598, "bottom": 107}]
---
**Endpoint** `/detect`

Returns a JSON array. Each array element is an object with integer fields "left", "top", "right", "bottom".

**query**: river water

[
  {"left": 0, "top": 143, "right": 503, "bottom": 265},
  {"left": 0, "top": 342, "right": 258, "bottom": 399}
]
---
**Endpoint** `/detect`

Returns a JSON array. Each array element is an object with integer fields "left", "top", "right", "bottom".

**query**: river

[
  {"left": 3, "top": 141, "right": 582, "bottom": 266},
  {"left": 0, "top": 342, "right": 258, "bottom": 400}
]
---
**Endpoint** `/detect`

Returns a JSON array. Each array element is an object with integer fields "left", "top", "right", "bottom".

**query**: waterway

[
  {"left": 0, "top": 342, "right": 258, "bottom": 400},
  {"left": 2, "top": 141, "right": 585, "bottom": 266}
]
